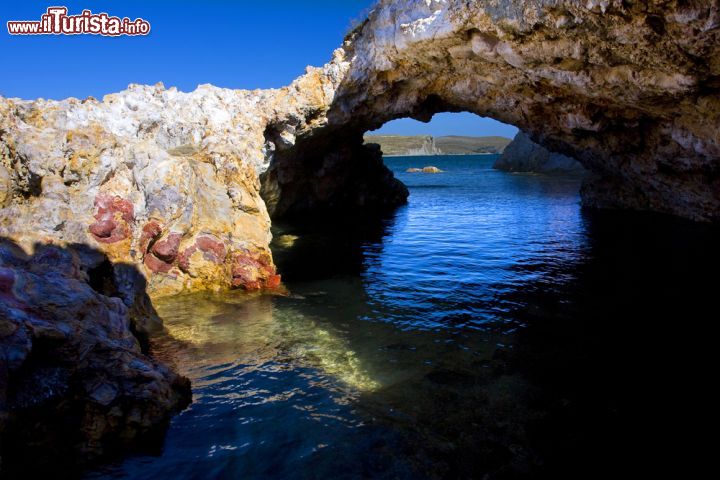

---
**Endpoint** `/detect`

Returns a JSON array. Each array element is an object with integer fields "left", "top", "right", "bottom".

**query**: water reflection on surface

[{"left": 89, "top": 156, "right": 718, "bottom": 479}]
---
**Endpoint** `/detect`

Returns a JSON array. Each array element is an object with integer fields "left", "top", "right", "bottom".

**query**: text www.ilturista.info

[{"left": 7, "top": 7, "right": 150, "bottom": 36}]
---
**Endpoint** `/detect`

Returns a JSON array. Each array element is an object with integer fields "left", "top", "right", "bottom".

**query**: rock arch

[{"left": 262, "top": 0, "right": 720, "bottom": 222}]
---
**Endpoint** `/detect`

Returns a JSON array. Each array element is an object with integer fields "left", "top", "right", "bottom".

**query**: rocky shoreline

[
  {"left": 494, "top": 132, "right": 585, "bottom": 174},
  {"left": 2, "top": 0, "right": 720, "bottom": 472}
]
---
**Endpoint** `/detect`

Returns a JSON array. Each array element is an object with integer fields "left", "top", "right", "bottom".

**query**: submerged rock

[{"left": 494, "top": 132, "right": 585, "bottom": 173}]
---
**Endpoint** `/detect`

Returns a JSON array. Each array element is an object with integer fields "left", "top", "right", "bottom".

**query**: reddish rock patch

[
  {"left": 177, "top": 245, "right": 197, "bottom": 273},
  {"left": 230, "top": 254, "right": 261, "bottom": 289},
  {"left": 88, "top": 218, "right": 117, "bottom": 240},
  {"left": 266, "top": 273, "right": 282, "bottom": 289},
  {"left": 151, "top": 233, "right": 182, "bottom": 263},
  {"left": 143, "top": 253, "right": 173, "bottom": 274},
  {"left": 140, "top": 221, "right": 163, "bottom": 253},
  {"left": 230, "top": 251, "right": 281, "bottom": 291},
  {"left": 197, "top": 235, "right": 226, "bottom": 264},
  {"left": 176, "top": 236, "right": 227, "bottom": 273},
  {"left": 89, "top": 194, "right": 135, "bottom": 244}
]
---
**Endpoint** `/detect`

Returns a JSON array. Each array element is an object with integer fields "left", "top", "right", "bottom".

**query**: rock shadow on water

[
  {"left": 264, "top": 207, "right": 720, "bottom": 479},
  {"left": 270, "top": 211, "right": 399, "bottom": 283}
]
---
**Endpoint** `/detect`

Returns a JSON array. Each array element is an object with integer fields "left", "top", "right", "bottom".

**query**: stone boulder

[{"left": 0, "top": 239, "right": 190, "bottom": 473}]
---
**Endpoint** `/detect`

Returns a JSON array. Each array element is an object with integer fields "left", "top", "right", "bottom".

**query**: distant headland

[{"left": 364, "top": 134, "right": 512, "bottom": 156}]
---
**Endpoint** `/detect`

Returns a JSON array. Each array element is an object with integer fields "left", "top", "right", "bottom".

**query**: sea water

[{"left": 89, "top": 155, "right": 718, "bottom": 479}]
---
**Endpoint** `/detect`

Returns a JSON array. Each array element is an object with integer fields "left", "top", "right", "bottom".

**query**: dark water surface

[{"left": 89, "top": 155, "right": 718, "bottom": 479}]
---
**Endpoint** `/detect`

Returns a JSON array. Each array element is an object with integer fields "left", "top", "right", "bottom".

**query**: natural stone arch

[{"left": 262, "top": 0, "right": 720, "bottom": 222}]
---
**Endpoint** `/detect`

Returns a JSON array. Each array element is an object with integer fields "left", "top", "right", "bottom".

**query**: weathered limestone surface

[
  {"left": 0, "top": 84, "right": 282, "bottom": 299},
  {"left": 494, "top": 131, "right": 585, "bottom": 173},
  {"left": 1, "top": 0, "right": 719, "bottom": 471}
]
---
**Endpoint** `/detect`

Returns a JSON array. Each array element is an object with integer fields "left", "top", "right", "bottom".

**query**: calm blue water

[{"left": 88, "top": 155, "right": 718, "bottom": 479}]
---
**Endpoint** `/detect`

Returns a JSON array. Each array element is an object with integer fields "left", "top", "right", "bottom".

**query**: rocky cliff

[
  {"left": 1, "top": 0, "right": 720, "bottom": 470},
  {"left": 436, "top": 135, "right": 512, "bottom": 155},
  {"left": 494, "top": 131, "right": 585, "bottom": 173}
]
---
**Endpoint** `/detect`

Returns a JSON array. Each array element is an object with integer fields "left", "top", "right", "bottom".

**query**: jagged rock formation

[
  {"left": 494, "top": 131, "right": 585, "bottom": 173},
  {"left": 1, "top": 0, "right": 720, "bottom": 470},
  {"left": 0, "top": 84, "right": 282, "bottom": 300},
  {"left": 0, "top": 239, "right": 190, "bottom": 472},
  {"left": 256, "top": 0, "right": 720, "bottom": 222},
  {"left": 289, "top": 0, "right": 718, "bottom": 222}
]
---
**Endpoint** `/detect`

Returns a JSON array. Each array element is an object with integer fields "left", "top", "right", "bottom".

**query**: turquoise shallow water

[{"left": 88, "top": 155, "right": 718, "bottom": 479}]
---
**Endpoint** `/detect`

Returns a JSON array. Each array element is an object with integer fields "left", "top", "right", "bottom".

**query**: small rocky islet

[
  {"left": 2, "top": 0, "right": 720, "bottom": 473},
  {"left": 406, "top": 166, "right": 444, "bottom": 173}
]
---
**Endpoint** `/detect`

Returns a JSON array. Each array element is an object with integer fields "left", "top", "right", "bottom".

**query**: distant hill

[
  {"left": 435, "top": 136, "right": 512, "bottom": 154},
  {"left": 363, "top": 134, "right": 512, "bottom": 156}
]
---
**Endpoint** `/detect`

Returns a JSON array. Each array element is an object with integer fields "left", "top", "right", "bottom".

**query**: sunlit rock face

[{"left": 0, "top": 84, "right": 281, "bottom": 299}]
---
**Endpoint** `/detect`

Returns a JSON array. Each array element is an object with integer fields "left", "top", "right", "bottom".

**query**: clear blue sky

[
  {"left": 0, "top": 1, "right": 516, "bottom": 138},
  {"left": 369, "top": 114, "right": 517, "bottom": 138}
]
